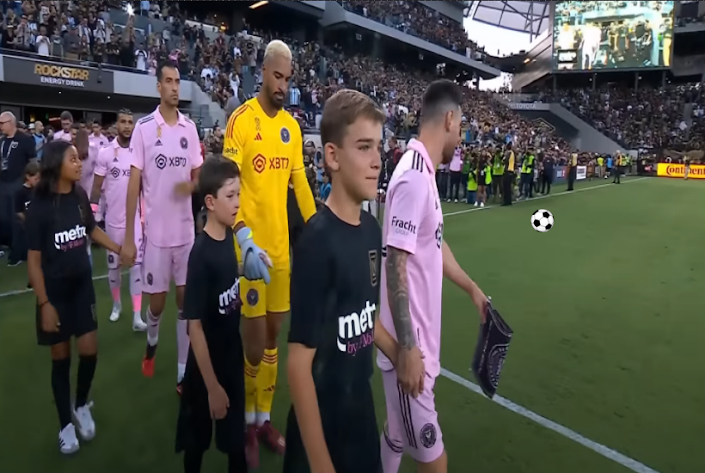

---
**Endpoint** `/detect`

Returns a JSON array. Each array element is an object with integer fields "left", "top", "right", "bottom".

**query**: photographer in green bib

[{"left": 491, "top": 148, "right": 504, "bottom": 204}]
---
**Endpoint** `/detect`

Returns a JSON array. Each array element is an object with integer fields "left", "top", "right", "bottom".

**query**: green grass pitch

[{"left": 0, "top": 176, "right": 702, "bottom": 473}]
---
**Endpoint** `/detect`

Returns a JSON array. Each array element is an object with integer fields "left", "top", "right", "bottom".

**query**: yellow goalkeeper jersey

[{"left": 223, "top": 98, "right": 315, "bottom": 265}]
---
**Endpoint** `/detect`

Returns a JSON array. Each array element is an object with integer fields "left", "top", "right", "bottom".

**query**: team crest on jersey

[
  {"left": 280, "top": 127, "right": 290, "bottom": 144},
  {"left": 368, "top": 250, "right": 378, "bottom": 287},
  {"left": 180, "top": 137, "right": 188, "bottom": 150},
  {"left": 247, "top": 288, "right": 259, "bottom": 306}
]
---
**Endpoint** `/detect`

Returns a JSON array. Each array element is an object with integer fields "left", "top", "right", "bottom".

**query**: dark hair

[
  {"left": 60, "top": 111, "right": 73, "bottom": 122},
  {"left": 24, "top": 161, "right": 40, "bottom": 177},
  {"left": 320, "top": 89, "right": 385, "bottom": 148},
  {"left": 199, "top": 156, "right": 240, "bottom": 200},
  {"left": 75, "top": 129, "right": 89, "bottom": 160},
  {"left": 420, "top": 80, "right": 463, "bottom": 124},
  {"left": 36, "top": 140, "right": 74, "bottom": 196},
  {"left": 117, "top": 108, "right": 133, "bottom": 118},
  {"left": 156, "top": 59, "right": 179, "bottom": 82}
]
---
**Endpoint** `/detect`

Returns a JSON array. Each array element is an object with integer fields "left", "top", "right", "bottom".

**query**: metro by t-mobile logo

[
  {"left": 54, "top": 225, "right": 87, "bottom": 250},
  {"left": 337, "top": 301, "right": 376, "bottom": 355},
  {"left": 218, "top": 278, "right": 241, "bottom": 314}
]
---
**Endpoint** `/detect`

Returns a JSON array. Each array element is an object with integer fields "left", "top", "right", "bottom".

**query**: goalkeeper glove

[{"left": 236, "top": 227, "right": 272, "bottom": 284}]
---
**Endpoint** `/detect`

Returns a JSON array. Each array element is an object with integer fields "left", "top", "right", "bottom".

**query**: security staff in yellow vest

[
  {"left": 520, "top": 148, "right": 536, "bottom": 199},
  {"left": 613, "top": 152, "right": 623, "bottom": 184},
  {"left": 502, "top": 143, "right": 516, "bottom": 206},
  {"left": 567, "top": 152, "right": 578, "bottom": 191},
  {"left": 491, "top": 148, "right": 504, "bottom": 203}
]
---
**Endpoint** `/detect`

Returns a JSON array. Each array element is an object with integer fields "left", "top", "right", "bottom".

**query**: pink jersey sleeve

[
  {"left": 129, "top": 123, "right": 145, "bottom": 171},
  {"left": 94, "top": 146, "right": 108, "bottom": 177},
  {"left": 385, "top": 170, "right": 429, "bottom": 255}
]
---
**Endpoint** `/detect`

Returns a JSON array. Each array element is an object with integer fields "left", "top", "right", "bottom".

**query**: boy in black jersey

[
  {"left": 284, "top": 89, "right": 400, "bottom": 473},
  {"left": 13, "top": 161, "right": 40, "bottom": 264},
  {"left": 175, "top": 156, "right": 246, "bottom": 473},
  {"left": 26, "top": 140, "right": 122, "bottom": 455}
]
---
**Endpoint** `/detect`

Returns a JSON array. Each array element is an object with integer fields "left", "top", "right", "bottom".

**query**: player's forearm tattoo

[{"left": 386, "top": 247, "right": 416, "bottom": 350}]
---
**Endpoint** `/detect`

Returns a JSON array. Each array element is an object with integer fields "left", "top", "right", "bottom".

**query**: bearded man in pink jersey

[
  {"left": 120, "top": 60, "right": 203, "bottom": 394},
  {"left": 378, "top": 80, "right": 488, "bottom": 473},
  {"left": 91, "top": 109, "right": 148, "bottom": 332}
]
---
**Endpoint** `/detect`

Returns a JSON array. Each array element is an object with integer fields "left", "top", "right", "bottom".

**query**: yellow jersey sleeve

[
  {"left": 290, "top": 124, "right": 316, "bottom": 221},
  {"left": 223, "top": 104, "right": 250, "bottom": 167}
]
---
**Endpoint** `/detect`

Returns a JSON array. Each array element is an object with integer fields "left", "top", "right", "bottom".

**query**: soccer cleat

[
  {"left": 245, "top": 425, "right": 260, "bottom": 469},
  {"left": 480, "top": 202, "right": 485, "bottom": 208},
  {"left": 454, "top": 199, "right": 458, "bottom": 203},
  {"left": 132, "top": 313, "right": 147, "bottom": 332},
  {"left": 258, "top": 421, "right": 285, "bottom": 455},
  {"left": 59, "top": 423, "right": 80, "bottom": 454},
  {"left": 474, "top": 202, "right": 478, "bottom": 207},
  {"left": 73, "top": 401, "right": 96, "bottom": 441},
  {"left": 142, "top": 355, "right": 155, "bottom": 378},
  {"left": 109, "top": 303, "right": 122, "bottom": 322}
]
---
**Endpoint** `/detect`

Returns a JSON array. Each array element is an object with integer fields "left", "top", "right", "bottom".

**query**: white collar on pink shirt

[
  {"left": 406, "top": 138, "right": 435, "bottom": 173},
  {"left": 153, "top": 106, "right": 188, "bottom": 128}
]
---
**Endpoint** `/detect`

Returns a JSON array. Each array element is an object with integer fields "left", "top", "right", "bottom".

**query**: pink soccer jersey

[
  {"left": 89, "top": 133, "right": 108, "bottom": 149},
  {"left": 53, "top": 130, "right": 72, "bottom": 142},
  {"left": 95, "top": 140, "right": 139, "bottom": 229},
  {"left": 377, "top": 139, "right": 444, "bottom": 379},
  {"left": 449, "top": 146, "right": 462, "bottom": 172},
  {"left": 78, "top": 143, "right": 98, "bottom": 196},
  {"left": 129, "top": 107, "right": 202, "bottom": 248}
]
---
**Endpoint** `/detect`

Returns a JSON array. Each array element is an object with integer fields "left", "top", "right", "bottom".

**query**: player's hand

[
  {"left": 208, "top": 383, "right": 230, "bottom": 420},
  {"left": 236, "top": 227, "right": 272, "bottom": 284},
  {"left": 120, "top": 240, "right": 136, "bottom": 267},
  {"left": 397, "top": 346, "right": 425, "bottom": 398},
  {"left": 471, "top": 288, "right": 489, "bottom": 323},
  {"left": 40, "top": 302, "right": 60, "bottom": 333},
  {"left": 174, "top": 181, "right": 194, "bottom": 197}
]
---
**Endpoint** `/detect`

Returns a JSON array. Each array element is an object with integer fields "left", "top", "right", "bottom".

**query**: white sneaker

[
  {"left": 473, "top": 202, "right": 478, "bottom": 207},
  {"left": 73, "top": 401, "right": 96, "bottom": 441},
  {"left": 454, "top": 199, "right": 458, "bottom": 203},
  {"left": 133, "top": 313, "right": 148, "bottom": 332},
  {"left": 480, "top": 202, "right": 485, "bottom": 208},
  {"left": 109, "top": 303, "right": 121, "bottom": 322},
  {"left": 59, "top": 423, "right": 80, "bottom": 454}
]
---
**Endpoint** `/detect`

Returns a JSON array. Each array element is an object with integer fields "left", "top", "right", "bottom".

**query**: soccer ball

[{"left": 531, "top": 209, "right": 554, "bottom": 232}]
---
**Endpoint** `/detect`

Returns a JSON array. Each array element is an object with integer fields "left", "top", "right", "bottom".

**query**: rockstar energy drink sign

[
  {"left": 2, "top": 56, "right": 114, "bottom": 93},
  {"left": 33, "top": 63, "right": 90, "bottom": 87},
  {"left": 656, "top": 163, "right": 705, "bottom": 179}
]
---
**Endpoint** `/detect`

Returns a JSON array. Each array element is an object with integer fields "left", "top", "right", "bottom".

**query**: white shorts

[{"left": 106, "top": 225, "right": 143, "bottom": 270}]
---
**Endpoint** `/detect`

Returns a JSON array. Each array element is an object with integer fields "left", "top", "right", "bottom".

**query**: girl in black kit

[
  {"left": 26, "top": 140, "right": 121, "bottom": 455},
  {"left": 285, "top": 90, "right": 400, "bottom": 473},
  {"left": 175, "top": 156, "right": 246, "bottom": 473}
]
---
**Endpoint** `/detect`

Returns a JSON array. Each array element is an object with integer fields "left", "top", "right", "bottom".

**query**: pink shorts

[
  {"left": 382, "top": 369, "right": 444, "bottom": 463},
  {"left": 141, "top": 237, "right": 193, "bottom": 294},
  {"left": 106, "top": 225, "right": 143, "bottom": 270}
]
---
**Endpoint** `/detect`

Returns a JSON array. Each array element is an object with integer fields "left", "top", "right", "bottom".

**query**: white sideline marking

[
  {"left": 442, "top": 177, "right": 648, "bottom": 217},
  {"left": 0, "top": 272, "right": 117, "bottom": 299},
  {"left": 440, "top": 368, "right": 660, "bottom": 473}
]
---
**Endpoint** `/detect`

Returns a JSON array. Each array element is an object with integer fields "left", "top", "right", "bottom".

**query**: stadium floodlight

[{"left": 125, "top": 3, "right": 134, "bottom": 16}]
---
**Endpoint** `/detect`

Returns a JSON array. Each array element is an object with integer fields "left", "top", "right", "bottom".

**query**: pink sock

[
  {"left": 132, "top": 295, "right": 142, "bottom": 313},
  {"left": 147, "top": 307, "right": 161, "bottom": 346},
  {"left": 176, "top": 311, "right": 189, "bottom": 366},
  {"left": 380, "top": 431, "right": 403, "bottom": 473},
  {"left": 110, "top": 287, "right": 121, "bottom": 304}
]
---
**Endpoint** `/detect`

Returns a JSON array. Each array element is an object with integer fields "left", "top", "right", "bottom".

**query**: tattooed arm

[
  {"left": 386, "top": 246, "right": 425, "bottom": 397},
  {"left": 386, "top": 247, "right": 415, "bottom": 349}
]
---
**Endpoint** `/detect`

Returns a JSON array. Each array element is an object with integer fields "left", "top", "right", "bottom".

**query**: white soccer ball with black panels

[{"left": 531, "top": 209, "right": 554, "bottom": 232}]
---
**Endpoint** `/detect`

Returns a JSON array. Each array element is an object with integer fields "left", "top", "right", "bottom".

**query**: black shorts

[
  {"left": 36, "top": 273, "right": 97, "bottom": 346},
  {"left": 176, "top": 354, "right": 245, "bottom": 455},
  {"left": 283, "top": 386, "right": 381, "bottom": 473}
]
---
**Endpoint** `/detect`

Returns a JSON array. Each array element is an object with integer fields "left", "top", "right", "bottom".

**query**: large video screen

[{"left": 553, "top": 1, "right": 674, "bottom": 71}]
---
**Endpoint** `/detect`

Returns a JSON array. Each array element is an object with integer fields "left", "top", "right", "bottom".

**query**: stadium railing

[{"left": 0, "top": 47, "right": 150, "bottom": 76}]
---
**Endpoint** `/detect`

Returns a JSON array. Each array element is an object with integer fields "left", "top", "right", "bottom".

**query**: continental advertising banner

[
  {"left": 2, "top": 56, "right": 114, "bottom": 93},
  {"left": 656, "top": 163, "right": 705, "bottom": 179}
]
